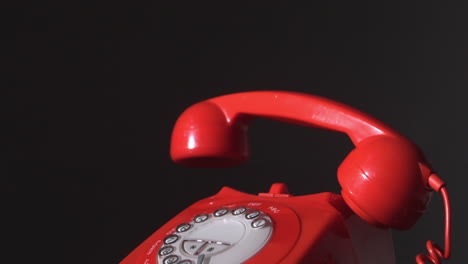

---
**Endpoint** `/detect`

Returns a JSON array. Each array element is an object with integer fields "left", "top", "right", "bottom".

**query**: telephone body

[
  {"left": 120, "top": 184, "right": 395, "bottom": 264},
  {"left": 121, "top": 91, "right": 451, "bottom": 264}
]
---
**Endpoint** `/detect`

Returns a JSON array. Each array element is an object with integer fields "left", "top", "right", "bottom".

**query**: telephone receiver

[{"left": 121, "top": 91, "right": 451, "bottom": 264}]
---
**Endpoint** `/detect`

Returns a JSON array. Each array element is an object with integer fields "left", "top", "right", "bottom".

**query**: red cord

[{"left": 415, "top": 185, "right": 451, "bottom": 264}]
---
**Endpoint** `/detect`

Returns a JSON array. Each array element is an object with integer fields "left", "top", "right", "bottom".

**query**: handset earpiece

[{"left": 170, "top": 91, "right": 433, "bottom": 230}]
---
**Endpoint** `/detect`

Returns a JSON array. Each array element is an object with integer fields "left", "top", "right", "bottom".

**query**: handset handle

[
  {"left": 207, "top": 91, "right": 401, "bottom": 144},
  {"left": 171, "top": 91, "right": 403, "bottom": 167}
]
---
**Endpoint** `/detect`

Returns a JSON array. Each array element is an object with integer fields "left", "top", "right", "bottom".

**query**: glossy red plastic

[
  {"left": 122, "top": 91, "right": 452, "bottom": 264},
  {"left": 170, "top": 91, "right": 433, "bottom": 230},
  {"left": 120, "top": 185, "right": 396, "bottom": 264}
]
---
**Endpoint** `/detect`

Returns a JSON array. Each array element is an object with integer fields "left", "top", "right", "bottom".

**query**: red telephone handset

[{"left": 121, "top": 91, "right": 451, "bottom": 264}]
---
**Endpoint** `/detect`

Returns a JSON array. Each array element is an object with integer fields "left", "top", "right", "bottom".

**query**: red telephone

[{"left": 121, "top": 91, "right": 451, "bottom": 264}]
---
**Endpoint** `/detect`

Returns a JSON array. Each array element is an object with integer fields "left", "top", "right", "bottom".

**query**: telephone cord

[{"left": 415, "top": 185, "right": 451, "bottom": 264}]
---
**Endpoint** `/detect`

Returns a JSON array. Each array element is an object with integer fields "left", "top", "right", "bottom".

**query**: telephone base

[{"left": 121, "top": 185, "right": 395, "bottom": 264}]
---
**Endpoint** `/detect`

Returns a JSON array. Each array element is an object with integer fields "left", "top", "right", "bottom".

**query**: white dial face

[{"left": 157, "top": 207, "right": 273, "bottom": 264}]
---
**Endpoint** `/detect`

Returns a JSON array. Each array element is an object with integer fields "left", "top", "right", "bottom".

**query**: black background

[{"left": 6, "top": 2, "right": 467, "bottom": 264}]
